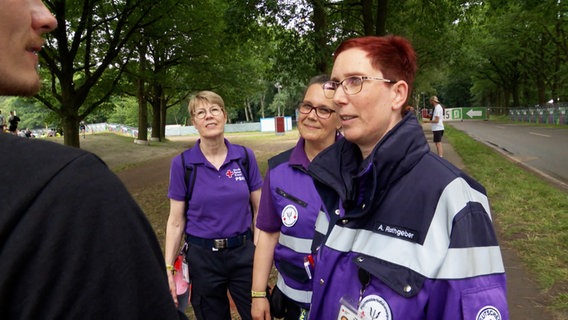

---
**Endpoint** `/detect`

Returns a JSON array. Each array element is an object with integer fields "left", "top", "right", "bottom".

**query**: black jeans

[{"left": 187, "top": 240, "right": 254, "bottom": 320}]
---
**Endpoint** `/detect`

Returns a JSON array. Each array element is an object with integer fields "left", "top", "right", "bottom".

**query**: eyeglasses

[
  {"left": 322, "top": 76, "right": 395, "bottom": 99},
  {"left": 298, "top": 103, "right": 335, "bottom": 119},
  {"left": 193, "top": 106, "right": 223, "bottom": 119}
]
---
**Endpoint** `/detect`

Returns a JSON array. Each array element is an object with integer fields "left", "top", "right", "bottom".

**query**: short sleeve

[
  {"left": 168, "top": 154, "right": 187, "bottom": 201},
  {"left": 256, "top": 169, "right": 282, "bottom": 232},
  {"left": 244, "top": 147, "right": 263, "bottom": 192}
]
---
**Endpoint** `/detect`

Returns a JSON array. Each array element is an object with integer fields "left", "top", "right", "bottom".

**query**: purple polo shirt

[{"left": 168, "top": 139, "right": 262, "bottom": 238}]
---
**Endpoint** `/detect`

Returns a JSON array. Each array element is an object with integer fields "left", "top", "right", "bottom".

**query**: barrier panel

[{"left": 508, "top": 105, "right": 567, "bottom": 125}]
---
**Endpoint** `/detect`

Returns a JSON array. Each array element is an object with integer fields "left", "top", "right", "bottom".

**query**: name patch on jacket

[{"left": 375, "top": 222, "right": 419, "bottom": 243}]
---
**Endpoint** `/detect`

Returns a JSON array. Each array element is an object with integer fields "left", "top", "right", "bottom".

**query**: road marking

[{"left": 529, "top": 132, "right": 550, "bottom": 138}]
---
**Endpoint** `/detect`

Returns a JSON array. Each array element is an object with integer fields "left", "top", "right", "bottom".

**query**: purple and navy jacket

[
  {"left": 307, "top": 113, "right": 509, "bottom": 320},
  {"left": 256, "top": 138, "right": 326, "bottom": 309}
]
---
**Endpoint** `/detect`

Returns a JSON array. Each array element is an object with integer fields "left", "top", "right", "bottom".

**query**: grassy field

[{"left": 58, "top": 126, "right": 567, "bottom": 317}]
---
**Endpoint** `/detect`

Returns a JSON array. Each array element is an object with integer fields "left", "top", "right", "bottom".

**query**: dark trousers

[
  {"left": 282, "top": 301, "right": 307, "bottom": 320},
  {"left": 188, "top": 240, "right": 254, "bottom": 320},
  {"left": 270, "top": 285, "right": 308, "bottom": 320}
]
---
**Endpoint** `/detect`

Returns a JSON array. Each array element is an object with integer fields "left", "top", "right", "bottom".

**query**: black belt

[{"left": 186, "top": 229, "right": 251, "bottom": 251}]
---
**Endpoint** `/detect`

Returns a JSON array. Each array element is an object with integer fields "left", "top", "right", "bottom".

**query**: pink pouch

[{"left": 174, "top": 255, "right": 189, "bottom": 295}]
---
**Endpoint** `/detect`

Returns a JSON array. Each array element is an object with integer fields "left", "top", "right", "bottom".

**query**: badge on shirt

[
  {"left": 227, "top": 167, "right": 246, "bottom": 182},
  {"left": 476, "top": 306, "right": 502, "bottom": 320},
  {"left": 358, "top": 295, "right": 392, "bottom": 320},
  {"left": 281, "top": 204, "right": 299, "bottom": 227}
]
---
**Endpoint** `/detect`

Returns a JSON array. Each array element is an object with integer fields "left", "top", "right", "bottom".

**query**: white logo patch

[
  {"left": 476, "top": 306, "right": 502, "bottom": 320},
  {"left": 358, "top": 294, "right": 392, "bottom": 320},
  {"left": 281, "top": 204, "right": 298, "bottom": 227}
]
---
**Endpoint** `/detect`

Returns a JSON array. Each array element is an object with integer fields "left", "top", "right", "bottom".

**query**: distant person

[
  {"left": 80, "top": 121, "right": 86, "bottom": 138},
  {"left": 165, "top": 90, "right": 262, "bottom": 320},
  {"left": 0, "top": 0, "right": 185, "bottom": 319},
  {"left": 24, "top": 128, "right": 34, "bottom": 138},
  {"left": 309, "top": 35, "right": 509, "bottom": 319},
  {"left": 424, "top": 95, "right": 444, "bottom": 157},
  {"left": 8, "top": 110, "right": 21, "bottom": 135},
  {"left": 0, "top": 110, "right": 5, "bottom": 132},
  {"left": 251, "top": 75, "right": 341, "bottom": 320}
]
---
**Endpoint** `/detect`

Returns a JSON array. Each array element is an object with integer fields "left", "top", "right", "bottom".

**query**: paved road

[{"left": 449, "top": 121, "right": 568, "bottom": 191}]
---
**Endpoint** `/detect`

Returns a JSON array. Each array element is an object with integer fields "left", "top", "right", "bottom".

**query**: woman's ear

[{"left": 391, "top": 80, "right": 409, "bottom": 111}]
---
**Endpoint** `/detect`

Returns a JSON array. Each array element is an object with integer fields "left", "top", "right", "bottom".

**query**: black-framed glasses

[
  {"left": 297, "top": 103, "right": 335, "bottom": 119},
  {"left": 193, "top": 106, "right": 223, "bottom": 119},
  {"left": 322, "top": 76, "right": 395, "bottom": 99}
]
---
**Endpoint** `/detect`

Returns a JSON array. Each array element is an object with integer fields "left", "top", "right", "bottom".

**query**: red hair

[{"left": 334, "top": 35, "right": 418, "bottom": 96}]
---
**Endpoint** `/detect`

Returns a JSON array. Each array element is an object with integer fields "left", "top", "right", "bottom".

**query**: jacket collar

[{"left": 309, "top": 113, "right": 430, "bottom": 211}]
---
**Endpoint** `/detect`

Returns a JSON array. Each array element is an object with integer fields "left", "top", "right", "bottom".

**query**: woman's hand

[
  {"left": 166, "top": 271, "right": 179, "bottom": 308},
  {"left": 251, "top": 297, "right": 271, "bottom": 320}
]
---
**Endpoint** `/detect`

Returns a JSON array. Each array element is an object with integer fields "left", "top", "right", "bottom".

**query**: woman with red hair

[{"left": 308, "top": 35, "right": 509, "bottom": 320}]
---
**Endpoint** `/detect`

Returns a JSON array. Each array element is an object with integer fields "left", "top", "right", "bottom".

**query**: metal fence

[
  {"left": 87, "top": 122, "right": 265, "bottom": 138},
  {"left": 508, "top": 103, "right": 568, "bottom": 125}
]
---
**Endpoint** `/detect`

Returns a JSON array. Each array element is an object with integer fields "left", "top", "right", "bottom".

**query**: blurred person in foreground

[
  {"left": 307, "top": 35, "right": 509, "bottom": 319},
  {"left": 251, "top": 75, "right": 341, "bottom": 320},
  {"left": 0, "top": 1, "right": 185, "bottom": 319},
  {"left": 165, "top": 90, "right": 262, "bottom": 320}
]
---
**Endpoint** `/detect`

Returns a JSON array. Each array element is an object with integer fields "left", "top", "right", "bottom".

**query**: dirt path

[
  {"left": 117, "top": 155, "right": 174, "bottom": 194},
  {"left": 116, "top": 135, "right": 561, "bottom": 320}
]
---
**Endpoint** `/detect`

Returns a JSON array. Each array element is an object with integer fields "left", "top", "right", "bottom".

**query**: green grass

[{"left": 445, "top": 125, "right": 568, "bottom": 314}]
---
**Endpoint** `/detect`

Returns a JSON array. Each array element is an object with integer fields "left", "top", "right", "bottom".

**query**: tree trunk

[
  {"left": 137, "top": 81, "right": 148, "bottom": 142},
  {"left": 376, "top": 0, "right": 388, "bottom": 36},
  {"left": 151, "top": 85, "right": 162, "bottom": 141},
  {"left": 136, "top": 44, "right": 148, "bottom": 143},
  {"left": 247, "top": 99, "right": 253, "bottom": 121},
  {"left": 160, "top": 99, "right": 167, "bottom": 139},
  {"left": 63, "top": 116, "right": 80, "bottom": 148},
  {"left": 537, "top": 76, "right": 546, "bottom": 106},
  {"left": 311, "top": 0, "right": 328, "bottom": 73},
  {"left": 245, "top": 99, "right": 252, "bottom": 122},
  {"left": 362, "top": 0, "right": 374, "bottom": 35},
  {"left": 260, "top": 94, "right": 265, "bottom": 119},
  {"left": 151, "top": 102, "right": 161, "bottom": 141}
]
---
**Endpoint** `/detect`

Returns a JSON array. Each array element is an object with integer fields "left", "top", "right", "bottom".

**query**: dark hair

[
  {"left": 302, "top": 74, "right": 330, "bottom": 98},
  {"left": 333, "top": 35, "right": 418, "bottom": 98}
]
